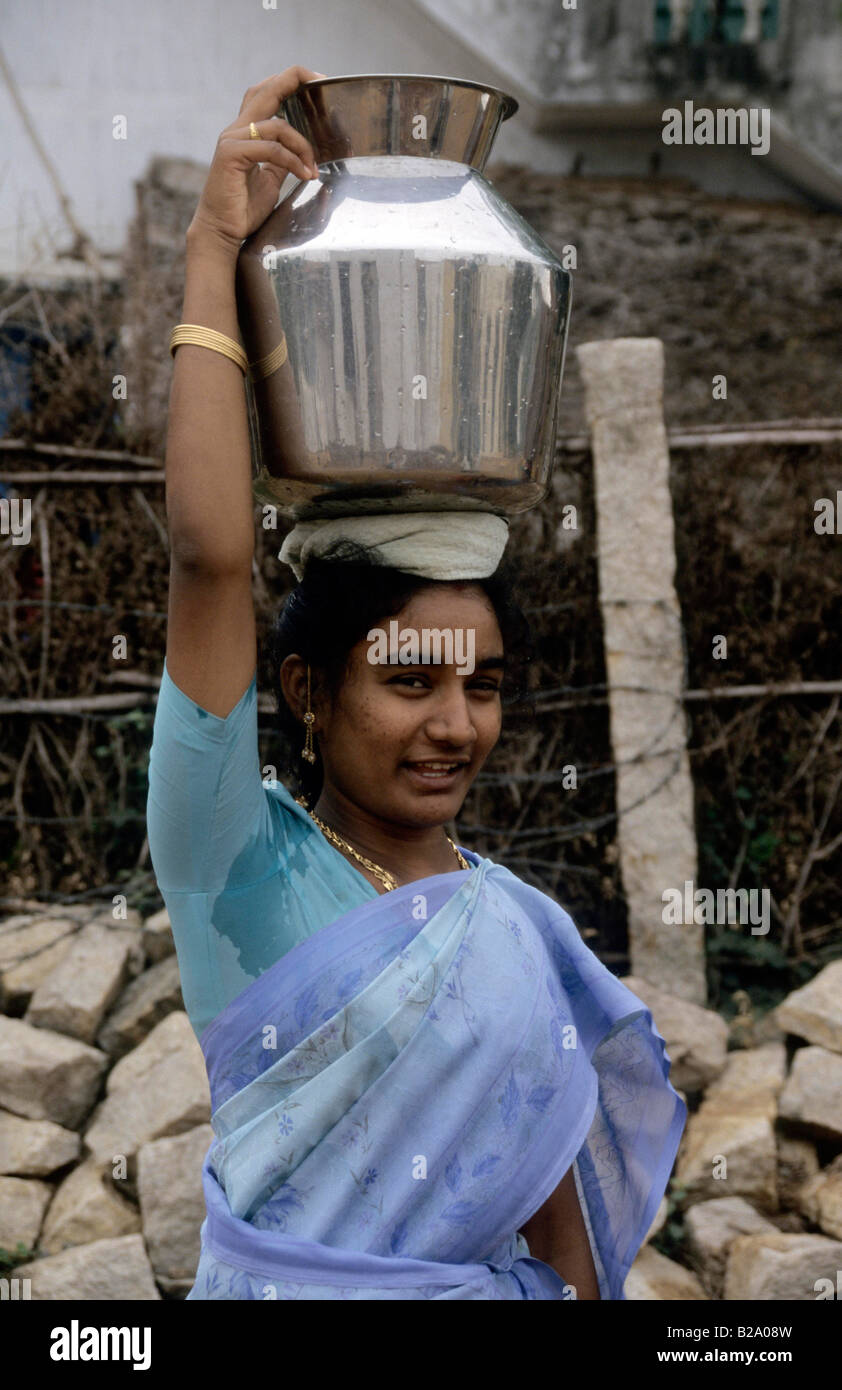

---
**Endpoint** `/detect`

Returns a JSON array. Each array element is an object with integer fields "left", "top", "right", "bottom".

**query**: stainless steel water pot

[{"left": 236, "top": 73, "right": 572, "bottom": 518}]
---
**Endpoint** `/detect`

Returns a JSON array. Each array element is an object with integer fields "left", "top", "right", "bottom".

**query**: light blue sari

[{"left": 187, "top": 851, "right": 686, "bottom": 1300}]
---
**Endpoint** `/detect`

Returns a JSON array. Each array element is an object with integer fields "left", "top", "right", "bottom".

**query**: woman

[{"left": 146, "top": 66, "right": 686, "bottom": 1301}]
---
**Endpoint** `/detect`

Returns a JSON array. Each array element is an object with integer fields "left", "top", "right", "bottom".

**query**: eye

[
  {"left": 469, "top": 679, "right": 502, "bottom": 694},
  {"left": 388, "top": 673, "right": 429, "bottom": 689}
]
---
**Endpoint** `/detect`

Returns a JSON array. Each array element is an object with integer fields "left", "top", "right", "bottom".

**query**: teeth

[{"left": 413, "top": 763, "right": 458, "bottom": 772}]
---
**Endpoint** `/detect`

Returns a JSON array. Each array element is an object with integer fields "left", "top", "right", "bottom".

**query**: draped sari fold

[{"left": 188, "top": 855, "right": 686, "bottom": 1300}]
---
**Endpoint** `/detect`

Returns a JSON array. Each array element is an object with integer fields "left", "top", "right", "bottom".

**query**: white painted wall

[{"left": 0, "top": 0, "right": 536, "bottom": 280}]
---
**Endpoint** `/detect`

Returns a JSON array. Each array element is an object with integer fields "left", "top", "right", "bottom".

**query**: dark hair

[{"left": 263, "top": 537, "right": 534, "bottom": 803}]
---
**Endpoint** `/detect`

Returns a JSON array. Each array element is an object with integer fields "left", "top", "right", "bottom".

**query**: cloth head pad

[{"left": 278, "top": 511, "right": 510, "bottom": 581}]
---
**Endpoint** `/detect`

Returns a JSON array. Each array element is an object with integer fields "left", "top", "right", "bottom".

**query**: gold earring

[{"left": 301, "top": 663, "right": 317, "bottom": 764}]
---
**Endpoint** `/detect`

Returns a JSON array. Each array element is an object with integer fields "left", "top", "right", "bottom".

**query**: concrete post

[{"left": 576, "top": 337, "right": 706, "bottom": 1004}]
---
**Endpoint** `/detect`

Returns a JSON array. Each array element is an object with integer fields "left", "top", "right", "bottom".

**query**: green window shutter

[
  {"left": 720, "top": 0, "right": 746, "bottom": 44},
  {"left": 761, "top": 0, "right": 779, "bottom": 39},
  {"left": 688, "top": 0, "right": 716, "bottom": 44},
  {"left": 654, "top": 0, "right": 673, "bottom": 43},
  {"left": 652, "top": 0, "right": 778, "bottom": 47}
]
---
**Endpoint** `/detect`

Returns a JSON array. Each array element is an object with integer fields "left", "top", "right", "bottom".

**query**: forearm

[{"left": 165, "top": 232, "right": 254, "bottom": 570}]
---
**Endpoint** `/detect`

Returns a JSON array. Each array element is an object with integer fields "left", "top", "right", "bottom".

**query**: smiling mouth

[{"left": 404, "top": 760, "right": 468, "bottom": 780}]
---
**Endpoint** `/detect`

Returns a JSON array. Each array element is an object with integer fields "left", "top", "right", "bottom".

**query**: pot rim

[{"left": 298, "top": 72, "right": 519, "bottom": 121}]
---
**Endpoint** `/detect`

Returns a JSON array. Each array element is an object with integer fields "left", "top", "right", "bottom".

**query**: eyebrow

[{"left": 381, "top": 654, "right": 507, "bottom": 670}]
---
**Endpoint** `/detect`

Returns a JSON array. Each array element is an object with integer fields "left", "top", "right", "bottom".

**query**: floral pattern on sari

[{"left": 188, "top": 856, "right": 686, "bottom": 1300}]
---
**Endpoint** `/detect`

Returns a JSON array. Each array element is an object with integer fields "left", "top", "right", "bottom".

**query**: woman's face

[{"left": 310, "top": 584, "right": 504, "bottom": 829}]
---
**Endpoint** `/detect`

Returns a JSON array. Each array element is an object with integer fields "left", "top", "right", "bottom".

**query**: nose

[{"left": 422, "top": 683, "right": 477, "bottom": 749}]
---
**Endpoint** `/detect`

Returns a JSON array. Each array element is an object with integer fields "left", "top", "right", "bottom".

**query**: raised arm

[{"left": 164, "top": 67, "right": 323, "bottom": 716}]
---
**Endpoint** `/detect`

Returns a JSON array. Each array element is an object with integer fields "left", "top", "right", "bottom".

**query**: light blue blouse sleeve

[{"left": 146, "top": 659, "right": 282, "bottom": 895}]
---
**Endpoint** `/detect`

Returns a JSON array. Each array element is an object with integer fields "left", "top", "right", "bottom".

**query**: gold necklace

[{"left": 298, "top": 801, "right": 470, "bottom": 892}]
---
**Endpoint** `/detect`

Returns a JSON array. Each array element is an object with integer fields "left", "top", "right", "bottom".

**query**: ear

[{"left": 279, "top": 653, "right": 311, "bottom": 723}]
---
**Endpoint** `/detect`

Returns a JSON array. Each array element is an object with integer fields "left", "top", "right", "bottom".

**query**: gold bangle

[
  {"left": 169, "top": 324, "right": 249, "bottom": 375},
  {"left": 249, "top": 336, "right": 289, "bottom": 379}
]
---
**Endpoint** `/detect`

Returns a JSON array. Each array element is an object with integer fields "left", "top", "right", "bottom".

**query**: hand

[{"left": 187, "top": 66, "right": 326, "bottom": 258}]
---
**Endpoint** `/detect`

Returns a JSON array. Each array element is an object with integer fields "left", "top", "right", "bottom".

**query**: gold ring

[{"left": 249, "top": 122, "right": 260, "bottom": 140}]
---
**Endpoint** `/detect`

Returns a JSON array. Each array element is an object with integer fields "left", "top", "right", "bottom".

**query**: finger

[
  {"left": 234, "top": 132, "right": 316, "bottom": 181},
  {"left": 220, "top": 135, "right": 316, "bottom": 183},
  {"left": 236, "top": 67, "right": 326, "bottom": 123},
  {"left": 233, "top": 117, "right": 317, "bottom": 172}
]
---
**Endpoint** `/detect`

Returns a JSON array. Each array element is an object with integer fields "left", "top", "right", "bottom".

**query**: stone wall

[{"left": 0, "top": 902, "right": 206, "bottom": 1298}]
